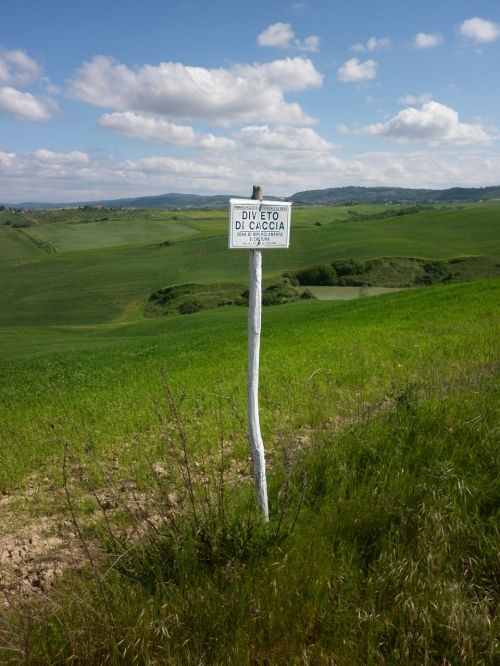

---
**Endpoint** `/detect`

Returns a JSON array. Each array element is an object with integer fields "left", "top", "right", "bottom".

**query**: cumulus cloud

[
  {"left": 3, "top": 144, "right": 500, "bottom": 203},
  {"left": 68, "top": 55, "right": 322, "bottom": 126},
  {"left": 459, "top": 17, "right": 500, "bottom": 43},
  {"left": 0, "top": 47, "right": 42, "bottom": 85},
  {"left": 351, "top": 36, "right": 391, "bottom": 53},
  {"left": 257, "top": 22, "right": 320, "bottom": 52},
  {"left": 98, "top": 111, "right": 235, "bottom": 149},
  {"left": 353, "top": 101, "right": 492, "bottom": 145},
  {"left": 398, "top": 92, "right": 433, "bottom": 105},
  {"left": 414, "top": 32, "right": 444, "bottom": 48},
  {"left": 257, "top": 22, "right": 295, "bottom": 48},
  {"left": 32, "top": 149, "right": 89, "bottom": 163},
  {"left": 236, "top": 125, "right": 334, "bottom": 152},
  {"left": 0, "top": 86, "right": 53, "bottom": 121},
  {"left": 300, "top": 35, "right": 320, "bottom": 52},
  {"left": 337, "top": 58, "right": 377, "bottom": 82},
  {"left": 121, "top": 156, "right": 233, "bottom": 180}
]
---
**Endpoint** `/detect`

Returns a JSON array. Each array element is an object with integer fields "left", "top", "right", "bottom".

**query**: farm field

[{"left": 0, "top": 202, "right": 499, "bottom": 663}]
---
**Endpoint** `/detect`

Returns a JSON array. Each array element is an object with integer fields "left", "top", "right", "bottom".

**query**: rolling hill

[{"left": 3, "top": 185, "right": 500, "bottom": 210}]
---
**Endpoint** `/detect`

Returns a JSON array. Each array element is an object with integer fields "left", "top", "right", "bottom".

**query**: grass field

[
  {"left": 0, "top": 203, "right": 499, "bottom": 326},
  {"left": 1, "top": 202, "right": 499, "bottom": 484},
  {"left": 0, "top": 203, "right": 499, "bottom": 663}
]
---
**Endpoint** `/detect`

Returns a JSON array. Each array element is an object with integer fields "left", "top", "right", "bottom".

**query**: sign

[{"left": 229, "top": 198, "right": 292, "bottom": 249}]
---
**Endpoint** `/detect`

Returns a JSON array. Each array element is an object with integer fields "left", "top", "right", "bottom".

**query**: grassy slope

[
  {"left": 1, "top": 280, "right": 498, "bottom": 664},
  {"left": 1, "top": 280, "right": 498, "bottom": 490},
  {"left": 0, "top": 203, "right": 499, "bottom": 326},
  {"left": 0, "top": 225, "right": 46, "bottom": 266},
  {"left": 1, "top": 204, "right": 499, "bottom": 663}
]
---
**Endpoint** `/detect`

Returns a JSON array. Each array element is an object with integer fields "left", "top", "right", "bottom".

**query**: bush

[
  {"left": 178, "top": 300, "right": 203, "bottom": 314},
  {"left": 282, "top": 271, "right": 299, "bottom": 287},
  {"left": 262, "top": 283, "right": 299, "bottom": 306},
  {"left": 332, "top": 259, "right": 365, "bottom": 277},
  {"left": 337, "top": 276, "right": 367, "bottom": 286},
  {"left": 294, "top": 264, "right": 337, "bottom": 286},
  {"left": 234, "top": 289, "right": 249, "bottom": 306}
]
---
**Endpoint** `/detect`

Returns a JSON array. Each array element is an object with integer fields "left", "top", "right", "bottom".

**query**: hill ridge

[{"left": 3, "top": 185, "right": 500, "bottom": 210}]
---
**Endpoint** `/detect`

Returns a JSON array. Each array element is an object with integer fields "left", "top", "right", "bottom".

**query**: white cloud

[
  {"left": 337, "top": 58, "right": 377, "bottom": 82},
  {"left": 354, "top": 101, "right": 492, "bottom": 145},
  {"left": 32, "top": 149, "right": 90, "bottom": 165},
  {"left": 236, "top": 125, "right": 334, "bottom": 152},
  {"left": 250, "top": 58, "right": 321, "bottom": 90},
  {"left": 98, "top": 111, "right": 235, "bottom": 149},
  {"left": 351, "top": 36, "right": 391, "bottom": 53},
  {"left": 68, "top": 55, "right": 322, "bottom": 126},
  {"left": 300, "top": 35, "right": 320, "bottom": 52},
  {"left": 257, "top": 22, "right": 294, "bottom": 48},
  {"left": 398, "top": 92, "right": 433, "bottom": 105},
  {"left": 257, "top": 22, "right": 320, "bottom": 52},
  {"left": 2, "top": 143, "right": 500, "bottom": 203},
  {"left": 121, "top": 156, "right": 233, "bottom": 180},
  {"left": 460, "top": 17, "right": 499, "bottom": 43},
  {"left": 414, "top": 32, "right": 443, "bottom": 49},
  {"left": 0, "top": 47, "right": 42, "bottom": 85},
  {"left": 0, "top": 86, "right": 53, "bottom": 121}
]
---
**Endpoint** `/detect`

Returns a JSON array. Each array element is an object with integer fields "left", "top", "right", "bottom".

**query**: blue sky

[{"left": 1, "top": 0, "right": 499, "bottom": 202}]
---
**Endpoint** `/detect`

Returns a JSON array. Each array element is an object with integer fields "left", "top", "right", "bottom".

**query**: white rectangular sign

[{"left": 229, "top": 198, "right": 292, "bottom": 249}]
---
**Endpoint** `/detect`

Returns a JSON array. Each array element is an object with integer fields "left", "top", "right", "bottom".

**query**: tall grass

[{"left": 2, "top": 362, "right": 498, "bottom": 664}]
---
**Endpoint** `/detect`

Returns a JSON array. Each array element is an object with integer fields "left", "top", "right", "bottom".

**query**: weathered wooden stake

[{"left": 248, "top": 185, "right": 269, "bottom": 522}]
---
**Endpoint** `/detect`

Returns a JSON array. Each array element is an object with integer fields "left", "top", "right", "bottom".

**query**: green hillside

[
  {"left": 292, "top": 184, "right": 500, "bottom": 204},
  {"left": 0, "top": 203, "right": 499, "bottom": 663},
  {"left": 1, "top": 280, "right": 499, "bottom": 664},
  {"left": 6, "top": 184, "right": 500, "bottom": 209},
  {"left": 0, "top": 203, "right": 499, "bottom": 326}
]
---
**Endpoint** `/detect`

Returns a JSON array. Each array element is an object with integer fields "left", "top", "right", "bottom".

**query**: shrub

[
  {"left": 332, "top": 259, "right": 365, "bottom": 276},
  {"left": 178, "top": 300, "right": 203, "bottom": 314},
  {"left": 282, "top": 271, "right": 299, "bottom": 287},
  {"left": 234, "top": 289, "right": 249, "bottom": 306},
  {"left": 262, "top": 283, "right": 299, "bottom": 306},
  {"left": 294, "top": 264, "right": 337, "bottom": 286}
]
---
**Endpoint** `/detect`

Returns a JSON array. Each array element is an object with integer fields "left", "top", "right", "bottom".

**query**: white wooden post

[{"left": 248, "top": 186, "right": 269, "bottom": 522}]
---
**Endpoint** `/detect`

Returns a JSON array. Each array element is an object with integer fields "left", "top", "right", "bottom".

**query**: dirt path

[{"left": 0, "top": 481, "right": 85, "bottom": 609}]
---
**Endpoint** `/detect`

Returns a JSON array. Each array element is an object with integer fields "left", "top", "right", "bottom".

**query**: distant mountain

[
  {"left": 4, "top": 186, "right": 500, "bottom": 210},
  {"left": 99, "top": 193, "right": 238, "bottom": 209},
  {"left": 8, "top": 193, "right": 237, "bottom": 210},
  {"left": 290, "top": 186, "right": 500, "bottom": 205}
]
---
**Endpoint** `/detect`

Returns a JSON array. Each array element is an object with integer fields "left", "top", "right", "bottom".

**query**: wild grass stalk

[{"left": 1, "top": 365, "right": 498, "bottom": 664}]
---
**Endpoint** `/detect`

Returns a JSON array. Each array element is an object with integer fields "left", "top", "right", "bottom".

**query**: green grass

[
  {"left": 1, "top": 287, "right": 498, "bottom": 663},
  {"left": 23, "top": 213, "right": 222, "bottom": 252},
  {"left": 1, "top": 280, "right": 498, "bottom": 491},
  {"left": 0, "top": 203, "right": 499, "bottom": 662},
  {"left": 0, "top": 226, "right": 46, "bottom": 266},
  {"left": 0, "top": 203, "right": 499, "bottom": 326}
]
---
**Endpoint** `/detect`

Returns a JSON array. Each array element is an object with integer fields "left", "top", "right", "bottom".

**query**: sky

[{"left": 1, "top": 0, "right": 499, "bottom": 203}]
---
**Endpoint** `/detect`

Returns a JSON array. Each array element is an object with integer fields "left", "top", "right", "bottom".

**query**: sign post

[{"left": 229, "top": 186, "right": 292, "bottom": 522}]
